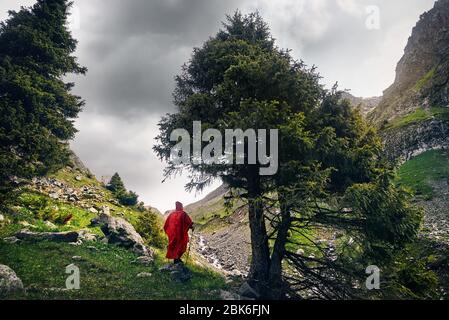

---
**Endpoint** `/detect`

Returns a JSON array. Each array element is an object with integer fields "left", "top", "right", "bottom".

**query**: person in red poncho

[{"left": 164, "top": 201, "right": 194, "bottom": 264}]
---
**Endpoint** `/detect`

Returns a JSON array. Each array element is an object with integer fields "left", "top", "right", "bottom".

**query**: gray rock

[
  {"left": 69, "top": 240, "right": 83, "bottom": 246},
  {"left": 0, "top": 214, "right": 5, "bottom": 222},
  {"left": 71, "top": 256, "right": 84, "bottom": 261},
  {"left": 2, "top": 236, "right": 20, "bottom": 244},
  {"left": 100, "top": 206, "right": 111, "bottom": 215},
  {"left": 88, "top": 207, "right": 99, "bottom": 214},
  {"left": 91, "top": 213, "right": 153, "bottom": 257},
  {"left": 20, "top": 221, "right": 36, "bottom": 229},
  {"left": 44, "top": 221, "right": 57, "bottom": 229},
  {"left": 78, "top": 229, "right": 98, "bottom": 242},
  {"left": 220, "top": 290, "right": 241, "bottom": 300},
  {"left": 238, "top": 282, "right": 260, "bottom": 299},
  {"left": 75, "top": 175, "right": 83, "bottom": 181},
  {"left": 49, "top": 192, "right": 60, "bottom": 200},
  {"left": 0, "top": 265, "right": 24, "bottom": 298},
  {"left": 15, "top": 230, "right": 79, "bottom": 243},
  {"left": 159, "top": 264, "right": 178, "bottom": 272},
  {"left": 68, "top": 195, "right": 79, "bottom": 202},
  {"left": 134, "top": 255, "right": 154, "bottom": 266},
  {"left": 228, "top": 269, "right": 244, "bottom": 277},
  {"left": 137, "top": 272, "right": 153, "bottom": 278},
  {"left": 170, "top": 265, "right": 192, "bottom": 283},
  {"left": 43, "top": 287, "right": 71, "bottom": 293}
]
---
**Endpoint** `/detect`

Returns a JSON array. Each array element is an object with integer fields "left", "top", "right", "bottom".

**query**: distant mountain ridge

[
  {"left": 340, "top": 92, "right": 381, "bottom": 116},
  {"left": 184, "top": 184, "right": 229, "bottom": 221}
]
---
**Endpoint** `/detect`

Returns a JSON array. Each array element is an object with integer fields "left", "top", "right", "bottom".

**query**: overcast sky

[{"left": 0, "top": 0, "right": 436, "bottom": 212}]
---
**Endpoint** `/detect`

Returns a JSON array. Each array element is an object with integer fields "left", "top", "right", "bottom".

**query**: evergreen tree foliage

[
  {"left": 106, "top": 173, "right": 126, "bottom": 194},
  {"left": 0, "top": 0, "right": 86, "bottom": 207},
  {"left": 107, "top": 173, "right": 138, "bottom": 206}
]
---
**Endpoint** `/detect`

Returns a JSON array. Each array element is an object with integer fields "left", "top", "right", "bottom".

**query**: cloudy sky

[{"left": 0, "top": 0, "right": 436, "bottom": 212}]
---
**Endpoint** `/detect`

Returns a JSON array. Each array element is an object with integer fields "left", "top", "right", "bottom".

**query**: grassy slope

[
  {"left": 395, "top": 151, "right": 449, "bottom": 298},
  {"left": 0, "top": 167, "right": 227, "bottom": 300},
  {"left": 413, "top": 67, "right": 436, "bottom": 91},
  {"left": 185, "top": 186, "right": 247, "bottom": 235},
  {"left": 396, "top": 149, "right": 449, "bottom": 200},
  {"left": 190, "top": 197, "right": 231, "bottom": 226},
  {"left": 50, "top": 168, "right": 143, "bottom": 225},
  {"left": 0, "top": 241, "right": 225, "bottom": 300},
  {"left": 386, "top": 107, "right": 449, "bottom": 129}
]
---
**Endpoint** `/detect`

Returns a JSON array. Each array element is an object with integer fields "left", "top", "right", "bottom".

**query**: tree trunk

[
  {"left": 268, "top": 196, "right": 291, "bottom": 299},
  {"left": 247, "top": 168, "right": 270, "bottom": 294}
]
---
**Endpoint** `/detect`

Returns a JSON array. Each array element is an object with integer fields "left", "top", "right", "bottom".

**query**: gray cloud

[{"left": 69, "top": 0, "right": 242, "bottom": 117}]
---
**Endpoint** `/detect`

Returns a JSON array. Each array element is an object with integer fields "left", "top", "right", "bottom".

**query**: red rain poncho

[{"left": 164, "top": 202, "right": 193, "bottom": 260}]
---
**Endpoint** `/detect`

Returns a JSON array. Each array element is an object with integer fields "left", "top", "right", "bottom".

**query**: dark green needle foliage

[{"left": 0, "top": 0, "right": 86, "bottom": 208}]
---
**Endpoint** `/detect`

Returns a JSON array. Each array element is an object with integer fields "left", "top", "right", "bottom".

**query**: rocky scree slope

[{"left": 185, "top": 185, "right": 251, "bottom": 278}]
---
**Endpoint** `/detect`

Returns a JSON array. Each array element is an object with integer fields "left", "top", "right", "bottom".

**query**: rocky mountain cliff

[
  {"left": 340, "top": 92, "right": 381, "bottom": 116},
  {"left": 369, "top": 0, "right": 449, "bottom": 160}
]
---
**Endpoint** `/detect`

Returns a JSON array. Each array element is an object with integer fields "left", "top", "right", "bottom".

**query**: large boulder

[
  {"left": 170, "top": 264, "right": 192, "bottom": 283},
  {"left": 91, "top": 213, "right": 153, "bottom": 257},
  {"left": 159, "top": 263, "right": 192, "bottom": 283},
  {"left": 15, "top": 230, "right": 79, "bottom": 243},
  {"left": 0, "top": 265, "right": 24, "bottom": 298}
]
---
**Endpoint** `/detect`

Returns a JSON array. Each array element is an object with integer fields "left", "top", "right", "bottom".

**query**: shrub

[
  {"left": 107, "top": 173, "right": 139, "bottom": 206},
  {"left": 117, "top": 190, "right": 139, "bottom": 206},
  {"left": 19, "top": 193, "right": 71, "bottom": 224},
  {"left": 135, "top": 209, "right": 167, "bottom": 249}
]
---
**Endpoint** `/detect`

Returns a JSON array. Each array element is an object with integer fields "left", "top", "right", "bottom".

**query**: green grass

[
  {"left": 0, "top": 223, "right": 23, "bottom": 239},
  {"left": 430, "top": 106, "right": 449, "bottom": 121},
  {"left": 1, "top": 167, "right": 229, "bottom": 300},
  {"left": 414, "top": 67, "right": 436, "bottom": 91},
  {"left": 396, "top": 150, "right": 449, "bottom": 200},
  {"left": 386, "top": 106, "right": 449, "bottom": 129},
  {"left": 48, "top": 168, "right": 142, "bottom": 224},
  {"left": 387, "top": 108, "right": 433, "bottom": 129},
  {"left": 192, "top": 198, "right": 243, "bottom": 226},
  {"left": 50, "top": 169, "right": 102, "bottom": 189},
  {"left": 10, "top": 190, "right": 145, "bottom": 239},
  {"left": 5, "top": 192, "right": 101, "bottom": 236},
  {"left": 0, "top": 241, "right": 227, "bottom": 300}
]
